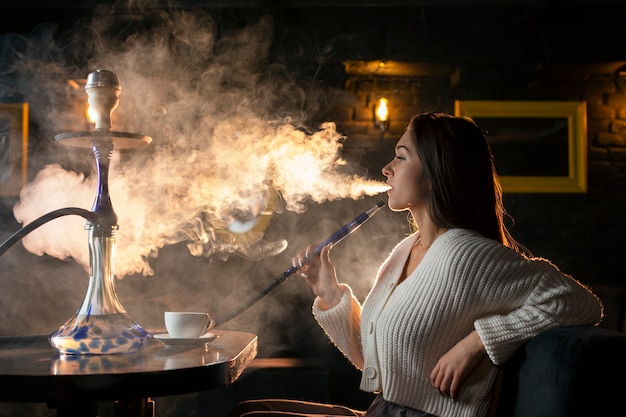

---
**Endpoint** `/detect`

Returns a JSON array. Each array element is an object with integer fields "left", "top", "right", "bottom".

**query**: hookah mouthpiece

[
  {"left": 213, "top": 200, "right": 386, "bottom": 326},
  {"left": 285, "top": 200, "right": 386, "bottom": 275}
]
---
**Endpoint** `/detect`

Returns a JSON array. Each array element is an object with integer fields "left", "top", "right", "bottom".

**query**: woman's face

[{"left": 382, "top": 128, "right": 431, "bottom": 212}]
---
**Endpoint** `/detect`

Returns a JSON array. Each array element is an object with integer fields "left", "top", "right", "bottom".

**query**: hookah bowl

[{"left": 49, "top": 69, "right": 153, "bottom": 354}]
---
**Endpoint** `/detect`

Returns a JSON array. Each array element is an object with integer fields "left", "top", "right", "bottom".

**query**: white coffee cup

[{"left": 164, "top": 311, "right": 215, "bottom": 338}]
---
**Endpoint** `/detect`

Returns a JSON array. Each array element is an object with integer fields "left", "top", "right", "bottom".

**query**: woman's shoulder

[
  {"left": 438, "top": 228, "right": 521, "bottom": 260},
  {"left": 440, "top": 229, "right": 559, "bottom": 275}
]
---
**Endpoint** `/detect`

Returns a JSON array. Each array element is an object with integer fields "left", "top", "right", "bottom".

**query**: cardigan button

[{"left": 365, "top": 367, "right": 377, "bottom": 379}]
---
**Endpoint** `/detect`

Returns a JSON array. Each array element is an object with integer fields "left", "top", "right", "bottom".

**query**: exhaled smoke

[{"left": 8, "top": 3, "right": 388, "bottom": 278}]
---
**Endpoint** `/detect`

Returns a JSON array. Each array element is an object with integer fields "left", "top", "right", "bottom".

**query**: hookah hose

[
  {"left": 0, "top": 207, "right": 95, "bottom": 258},
  {"left": 0, "top": 203, "right": 387, "bottom": 325},
  {"left": 214, "top": 200, "right": 386, "bottom": 326}
]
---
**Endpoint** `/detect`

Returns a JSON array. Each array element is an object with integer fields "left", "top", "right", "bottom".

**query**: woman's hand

[
  {"left": 292, "top": 244, "right": 343, "bottom": 309},
  {"left": 429, "top": 330, "right": 488, "bottom": 400}
]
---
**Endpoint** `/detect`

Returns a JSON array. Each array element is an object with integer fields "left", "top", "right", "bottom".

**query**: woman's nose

[{"left": 382, "top": 163, "right": 391, "bottom": 178}]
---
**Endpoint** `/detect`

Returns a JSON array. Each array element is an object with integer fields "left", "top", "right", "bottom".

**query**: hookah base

[{"left": 49, "top": 313, "right": 151, "bottom": 355}]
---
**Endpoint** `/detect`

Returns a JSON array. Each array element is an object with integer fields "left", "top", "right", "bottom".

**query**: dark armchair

[{"left": 493, "top": 325, "right": 626, "bottom": 417}]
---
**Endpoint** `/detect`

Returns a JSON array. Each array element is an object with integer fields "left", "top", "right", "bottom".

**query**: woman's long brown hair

[{"left": 407, "top": 112, "right": 524, "bottom": 254}]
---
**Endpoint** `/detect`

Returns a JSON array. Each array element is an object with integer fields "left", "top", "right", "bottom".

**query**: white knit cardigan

[{"left": 313, "top": 228, "right": 603, "bottom": 417}]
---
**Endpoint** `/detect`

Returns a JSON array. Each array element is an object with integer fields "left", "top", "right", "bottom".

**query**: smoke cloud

[{"left": 5, "top": 3, "right": 388, "bottom": 278}]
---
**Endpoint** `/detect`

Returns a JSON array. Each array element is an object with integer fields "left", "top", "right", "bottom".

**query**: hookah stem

[
  {"left": 214, "top": 200, "right": 386, "bottom": 326},
  {"left": 0, "top": 207, "right": 95, "bottom": 258}
]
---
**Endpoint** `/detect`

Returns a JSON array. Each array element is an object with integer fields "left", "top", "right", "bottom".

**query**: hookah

[
  {"left": 47, "top": 69, "right": 153, "bottom": 354},
  {"left": 0, "top": 69, "right": 153, "bottom": 355}
]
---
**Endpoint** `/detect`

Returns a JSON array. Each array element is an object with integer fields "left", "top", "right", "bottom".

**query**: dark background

[{"left": 1, "top": 1, "right": 625, "bottom": 416}]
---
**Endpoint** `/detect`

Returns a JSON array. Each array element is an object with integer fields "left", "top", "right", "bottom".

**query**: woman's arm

[
  {"left": 476, "top": 258, "right": 603, "bottom": 365},
  {"left": 293, "top": 244, "right": 365, "bottom": 369}
]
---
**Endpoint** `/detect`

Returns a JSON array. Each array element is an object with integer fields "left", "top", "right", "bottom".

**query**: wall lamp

[{"left": 374, "top": 97, "right": 390, "bottom": 133}]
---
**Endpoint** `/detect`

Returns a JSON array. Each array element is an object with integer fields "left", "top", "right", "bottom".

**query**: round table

[{"left": 0, "top": 329, "right": 257, "bottom": 417}]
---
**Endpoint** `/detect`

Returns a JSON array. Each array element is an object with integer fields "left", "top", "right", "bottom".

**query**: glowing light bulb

[
  {"left": 374, "top": 97, "right": 390, "bottom": 132},
  {"left": 375, "top": 98, "right": 389, "bottom": 122}
]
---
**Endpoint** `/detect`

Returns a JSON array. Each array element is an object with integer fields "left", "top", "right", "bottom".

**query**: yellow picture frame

[
  {"left": 0, "top": 103, "right": 29, "bottom": 197},
  {"left": 454, "top": 100, "right": 587, "bottom": 193}
]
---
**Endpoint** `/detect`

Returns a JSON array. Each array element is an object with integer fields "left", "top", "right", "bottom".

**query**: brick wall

[{"left": 315, "top": 61, "right": 626, "bottom": 293}]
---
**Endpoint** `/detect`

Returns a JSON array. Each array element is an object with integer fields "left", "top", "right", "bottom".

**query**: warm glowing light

[
  {"left": 375, "top": 98, "right": 389, "bottom": 122},
  {"left": 374, "top": 97, "right": 390, "bottom": 132},
  {"left": 86, "top": 105, "right": 97, "bottom": 125}
]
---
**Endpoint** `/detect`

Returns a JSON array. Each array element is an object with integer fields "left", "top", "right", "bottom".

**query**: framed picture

[
  {"left": 454, "top": 100, "right": 587, "bottom": 193},
  {"left": 0, "top": 103, "right": 29, "bottom": 197}
]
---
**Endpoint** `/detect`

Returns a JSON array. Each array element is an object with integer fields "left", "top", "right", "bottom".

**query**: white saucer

[{"left": 153, "top": 333, "right": 217, "bottom": 348}]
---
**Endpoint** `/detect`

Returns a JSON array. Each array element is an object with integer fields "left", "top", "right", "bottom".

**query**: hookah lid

[{"left": 85, "top": 69, "right": 121, "bottom": 90}]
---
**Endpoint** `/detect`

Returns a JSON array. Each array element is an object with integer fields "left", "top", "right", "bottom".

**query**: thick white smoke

[{"left": 8, "top": 4, "right": 388, "bottom": 278}]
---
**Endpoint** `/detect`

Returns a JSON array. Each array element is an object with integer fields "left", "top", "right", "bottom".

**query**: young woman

[{"left": 229, "top": 112, "right": 603, "bottom": 417}]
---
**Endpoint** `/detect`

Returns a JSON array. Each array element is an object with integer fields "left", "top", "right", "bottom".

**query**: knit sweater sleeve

[
  {"left": 312, "top": 284, "right": 364, "bottom": 369},
  {"left": 474, "top": 254, "right": 603, "bottom": 365}
]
